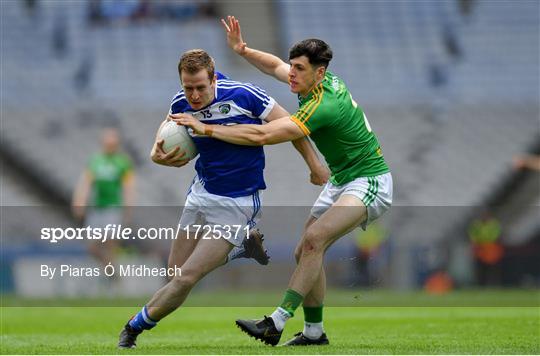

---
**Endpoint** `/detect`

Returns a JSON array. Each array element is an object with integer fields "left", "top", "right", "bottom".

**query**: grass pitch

[{"left": 1, "top": 292, "right": 539, "bottom": 354}]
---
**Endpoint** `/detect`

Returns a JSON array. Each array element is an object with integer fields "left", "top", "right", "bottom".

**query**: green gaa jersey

[
  {"left": 290, "top": 71, "right": 389, "bottom": 185},
  {"left": 88, "top": 153, "right": 132, "bottom": 207}
]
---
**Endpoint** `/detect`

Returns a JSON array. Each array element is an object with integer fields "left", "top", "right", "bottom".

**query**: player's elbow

[{"left": 258, "top": 132, "right": 285, "bottom": 145}]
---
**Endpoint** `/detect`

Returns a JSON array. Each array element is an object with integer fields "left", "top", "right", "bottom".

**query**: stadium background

[{"left": 1, "top": 0, "right": 539, "bottom": 347}]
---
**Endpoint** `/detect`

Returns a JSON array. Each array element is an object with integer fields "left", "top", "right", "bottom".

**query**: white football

[{"left": 158, "top": 121, "right": 198, "bottom": 160}]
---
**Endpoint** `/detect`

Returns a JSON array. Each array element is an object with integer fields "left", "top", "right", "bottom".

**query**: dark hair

[
  {"left": 288, "top": 39, "right": 333, "bottom": 69},
  {"left": 178, "top": 49, "right": 215, "bottom": 80}
]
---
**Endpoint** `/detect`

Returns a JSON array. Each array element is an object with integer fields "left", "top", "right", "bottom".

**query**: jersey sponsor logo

[{"left": 219, "top": 103, "right": 231, "bottom": 114}]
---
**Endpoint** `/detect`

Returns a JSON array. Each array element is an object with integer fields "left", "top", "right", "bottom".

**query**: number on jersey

[{"left": 350, "top": 93, "right": 372, "bottom": 132}]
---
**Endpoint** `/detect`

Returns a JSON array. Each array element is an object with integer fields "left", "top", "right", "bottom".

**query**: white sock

[
  {"left": 270, "top": 307, "right": 291, "bottom": 332},
  {"left": 227, "top": 246, "right": 245, "bottom": 262},
  {"left": 303, "top": 321, "right": 324, "bottom": 340}
]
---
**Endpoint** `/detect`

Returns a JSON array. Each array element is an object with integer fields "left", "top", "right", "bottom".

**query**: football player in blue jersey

[{"left": 118, "top": 49, "right": 329, "bottom": 348}]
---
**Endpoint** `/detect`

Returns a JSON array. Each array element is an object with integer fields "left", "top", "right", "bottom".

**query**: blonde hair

[{"left": 178, "top": 49, "right": 215, "bottom": 80}]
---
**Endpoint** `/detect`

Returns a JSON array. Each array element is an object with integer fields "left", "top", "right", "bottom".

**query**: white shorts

[
  {"left": 178, "top": 177, "right": 262, "bottom": 247},
  {"left": 310, "top": 172, "right": 393, "bottom": 230}
]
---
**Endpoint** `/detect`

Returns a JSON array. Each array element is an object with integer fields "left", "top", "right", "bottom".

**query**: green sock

[
  {"left": 279, "top": 289, "right": 304, "bottom": 317},
  {"left": 303, "top": 305, "right": 323, "bottom": 323}
]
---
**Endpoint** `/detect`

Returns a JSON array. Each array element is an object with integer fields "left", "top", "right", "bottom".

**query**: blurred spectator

[
  {"left": 457, "top": 0, "right": 476, "bottom": 18},
  {"left": 354, "top": 223, "right": 389, "bottom": 286},
  {"left": 100, "top": 0, "right": 140, "bottom": 21},
  {"left": 152, "top": 0, "right": 198, "bottom": 20},
  {"left": 52, "top": 12, "right": 68, "bottom": 59},
  {"left": 442, "top": 25, "right": 462, "bottom": 61},
  {"left": 468, "top": 213, "right": 504, "bottom": 285},
  {"left": 88, "top": 0, "right": 217, "bottom": 25},
  {"left": 131, "top": 0, "right": 151, "bottom": 21},
  {"left": 424, "top": 3, "right": 464, "bottom": 124},
  {"left": 72, "top": 128, "right": 136, "bottom": 267},
  {"left": 151, "top": 0, "right": 216, "bottom": 20},
  {"left": 73, "top": 52, "right": 94, "bottom": 94},
  {"left": 198, "top": 0, "right": 217, "bottom": 18},
  {"left": 23, "top": 0, "right": 39, "bottom": 19},
  {"left": 424, "top": 271, "right": 453, "bottom": 294},
  {"left": 88, "top": 0, "right": 142, "bottom": 24},
  {"left": 425, "top": 61, "right": 451, "bottom": 124},
  {"left": 88, "top": 0, "right": 105, "bottom": 24}
]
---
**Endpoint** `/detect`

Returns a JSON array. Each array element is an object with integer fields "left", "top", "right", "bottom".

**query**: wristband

[{"left": 204, "top": 125, "right": 214, "bottom": 137}]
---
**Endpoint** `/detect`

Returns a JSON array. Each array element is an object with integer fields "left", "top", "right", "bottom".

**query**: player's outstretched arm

[
  {"left": 292, "top": 138, "right": 330, "bottom": 186},
  {"left": 265, "top": 103, "right": 329, "bottom": 185},
  {"left": 150, "top": 119, "right": 189, "bottom": 168},
  {"left": 221, "top": 16, "right": 290, "bottom": 83},
  {"left": 171, "top": 113, "right": 304, "bottom": 146}
]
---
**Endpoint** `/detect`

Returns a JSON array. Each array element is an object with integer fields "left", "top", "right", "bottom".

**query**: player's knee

[
  {"left": 301, "top": 240, "right": 322, "bottom": 255},
  {"left": 169, "top": 276, "right": 195, "bottom": 292},
  {"left": 170, "top": 269, "right": 199, "bottom": 290},
  {"left": 294, "top": 245, "right": 302, "bottom": 263},
  {"left": 302, "top": 229, "right": 324, "bottom": 254}
]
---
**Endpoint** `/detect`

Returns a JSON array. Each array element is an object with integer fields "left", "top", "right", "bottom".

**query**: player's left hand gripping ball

[{"left": 169, "top": 113, "right": 206, "bottom": 136}]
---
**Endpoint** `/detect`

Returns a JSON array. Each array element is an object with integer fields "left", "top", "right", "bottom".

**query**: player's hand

[
  {"left": 512, "top": 154, "right": 540, "bottom": 171},
  {"left": 168, "top": 113, "right": 207, "bottom": 136},
  {"left": 151, "top": 139, "right": 189, "bottom": 167},
  {"left": 221, "top": 16, "right": 247, "bottom": 55},
  {"left": 310, "top": 164, "right": 330, "bottom": 186}
]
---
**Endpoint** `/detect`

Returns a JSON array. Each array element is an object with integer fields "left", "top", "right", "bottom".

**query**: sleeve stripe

[
  {"left": 290, "top": 115, "right": 311, "bottom": 135},
  {"left": 220, "top": 80, "right": 268, "bottom": 97},
  {"left": 299, "top": 83, "right": 324, "bottom": 124},
  {"left": 259, "top": 97, "right": 276, "bottom": 120},
  {"left": 216, "top": 84, "right": 270, "bottom": 103}
]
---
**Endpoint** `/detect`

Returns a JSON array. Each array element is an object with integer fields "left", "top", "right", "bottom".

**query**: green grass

[
  {"left": 2, "top": 288, "right": 538, "bottom": 307},
  {"left": 1, "top": 303, "right": 539, "bottom": 354}
]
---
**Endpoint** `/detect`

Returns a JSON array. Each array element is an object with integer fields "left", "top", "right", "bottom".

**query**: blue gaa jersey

[{"left": 169, "top": 72, "right": 275, "bottom": 198}]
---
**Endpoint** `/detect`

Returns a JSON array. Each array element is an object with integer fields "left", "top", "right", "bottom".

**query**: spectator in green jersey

[{"left": 72, "top": 127, "right": 135, "bottom": 267}]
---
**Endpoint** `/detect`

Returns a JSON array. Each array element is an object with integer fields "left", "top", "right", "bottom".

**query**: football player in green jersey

[
  {"left": 174, "top": 16, "right": 393, "bottom": 346},
  {"left": 72, "top": 128, "right": 135, "bottom": 267}
]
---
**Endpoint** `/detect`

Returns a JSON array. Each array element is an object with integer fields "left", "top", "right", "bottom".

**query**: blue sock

[{"left": 128, "top": 306, "right": 157, "bottom": 332}]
